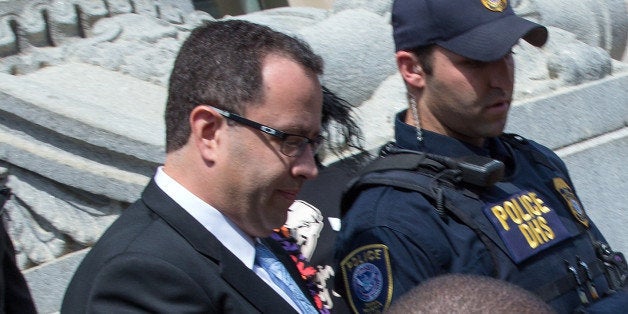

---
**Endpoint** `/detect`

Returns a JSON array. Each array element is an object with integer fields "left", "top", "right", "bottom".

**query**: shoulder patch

[
  {"left": 340, "top": 244, "right": 393, "bottom": 313},
  {"left": 553, "top": 177, "right": 589, "bottom": 228}
]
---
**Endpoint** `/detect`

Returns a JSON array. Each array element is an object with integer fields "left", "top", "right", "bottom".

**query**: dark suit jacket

[
  {"left": 1, "top": 209, "right": 37, "bottom": 314},
  {"left": 61, "top": 180, "right": 316, "bottom": 313}
]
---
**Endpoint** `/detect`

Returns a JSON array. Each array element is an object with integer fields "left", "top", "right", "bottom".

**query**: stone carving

[
  {"left": 0, "top": 1, "right": 626, "bottom": 312},
  {"left": 0, "top": 0, "right": 200, "bottom": 76},
  {"left": 0, "top": 0, "right": 203, "bottom": 270},
  {"left": 0, "top": 165, "right": 121, "bottom": 267},
  {"left": 512, "top": 0, "right": 628, "bottom": 61}
]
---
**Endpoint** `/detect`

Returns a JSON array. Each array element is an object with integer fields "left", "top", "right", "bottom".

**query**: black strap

[
  {"left": 500, "top": 133, "right": 557, "bottom": 172},
  {"left": 342, "top": 141, "right": 506, "bottom": 217},
  {"left": 535, "top": 256, "right": 606, "bottom": 302},
  {"left": 359, "top": 152, "right": 448, "bottom": 175},
  {"left": 340, "top": 150, "right": 456, "bottom": 217}
]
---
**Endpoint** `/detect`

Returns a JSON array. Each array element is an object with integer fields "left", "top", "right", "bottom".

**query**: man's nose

[{"left": 291, "top": 145, "right": 319, "bottom": 180}]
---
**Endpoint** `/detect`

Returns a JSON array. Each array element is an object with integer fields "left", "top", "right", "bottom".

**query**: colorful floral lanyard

[{"left": 271, "top": 226, "right": 330, "bottom": 314}]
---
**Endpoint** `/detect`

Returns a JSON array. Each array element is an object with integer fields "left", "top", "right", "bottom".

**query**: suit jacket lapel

[
  {"left": 141, "top": 180, "right": 221, "bottom": 260},
  {"left": 141, "top": 180, "right": 297, "bottom": 313},
  {"left": 220, "top": 250, "right": 297, "bottom": 313}
]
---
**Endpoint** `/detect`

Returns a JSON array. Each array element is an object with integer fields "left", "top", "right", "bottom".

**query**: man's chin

[{"left": 483, "top": 122, "right": 507, "bottom": 138}]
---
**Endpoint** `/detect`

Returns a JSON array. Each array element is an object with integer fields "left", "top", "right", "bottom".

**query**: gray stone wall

[{"left": 0, "top": 0, "right": 626, "bottom": 312}]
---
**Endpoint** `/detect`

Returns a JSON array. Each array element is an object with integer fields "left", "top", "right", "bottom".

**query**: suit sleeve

[
  {"left": 84, "top": 253, "right": 216, "bottom": 313},
  {"left": 1, "top": 221, "right": 37, "bottom": 314}
]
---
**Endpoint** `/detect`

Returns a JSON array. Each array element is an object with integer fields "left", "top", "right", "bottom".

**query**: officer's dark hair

[
  {"left": 386, "top": 274, "right": 555, "bottom": 314},
  {"left": 165, "top": 19, "right": 324, "bottom": 152},
  {"left": 409, "top": 45, "right": 435, "bottom": 75}
]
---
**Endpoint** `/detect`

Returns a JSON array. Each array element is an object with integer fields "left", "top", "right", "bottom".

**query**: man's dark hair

[
  {"left": 165, "top": 19, "right": 324, "bottom": 152},
  {"left": 409, "top": 45, "right": 435, "bottom": 75}
]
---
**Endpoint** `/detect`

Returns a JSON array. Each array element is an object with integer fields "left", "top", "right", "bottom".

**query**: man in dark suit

[
  {"left": 61, "top": 19, "right": 325, "bottom": 313},
  {"left": 1, "top": 185, "right": 37, "bottom": 314}
]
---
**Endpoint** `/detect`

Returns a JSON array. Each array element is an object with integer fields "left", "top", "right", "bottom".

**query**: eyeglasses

[{"left": 210, "top": 106, "right": 324, "bottom": 158}]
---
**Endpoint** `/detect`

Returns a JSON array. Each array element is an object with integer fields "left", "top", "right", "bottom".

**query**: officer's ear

[{"left": 396, "top": 50, "right": 426, "bottom": 88}]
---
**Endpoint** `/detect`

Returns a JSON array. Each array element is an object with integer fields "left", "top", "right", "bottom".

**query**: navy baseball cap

[{"left": 392, "top": 0, "right": 548, "bottom": 62}]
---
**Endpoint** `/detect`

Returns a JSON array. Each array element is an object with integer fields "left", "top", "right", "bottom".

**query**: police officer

[{"left": 334, "top": 0, "right": 628, "bottom": 313}]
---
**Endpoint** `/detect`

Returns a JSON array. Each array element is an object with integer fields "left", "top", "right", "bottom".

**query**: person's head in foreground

[{"left": 386, "top": 274, "right": 555, "bottom": 314}]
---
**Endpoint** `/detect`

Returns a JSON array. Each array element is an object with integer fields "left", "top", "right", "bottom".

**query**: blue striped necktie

[{"left": 255, "top": 242, "right": 318, "bottom": 313}]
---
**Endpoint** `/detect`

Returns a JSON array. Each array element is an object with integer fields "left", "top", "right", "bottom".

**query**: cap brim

[{"left": 438, "top": 15, "right": 548, "bottom": 62}]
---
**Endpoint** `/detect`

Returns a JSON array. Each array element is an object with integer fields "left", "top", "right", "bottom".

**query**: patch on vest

[
  {"left": 553, "top": 177, "right": 590, "bottom": 228},
  {"left": 483, "top": 191, "right": 571, "bottom": 263},
  {"left": 340, "top": 244, "right": 392, "bottom": 313}
]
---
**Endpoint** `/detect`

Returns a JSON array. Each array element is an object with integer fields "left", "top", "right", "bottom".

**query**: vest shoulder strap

[
  {"left": 341, "top": 142, "right": 505, "bottom": 216},
  {"left": 340, "top": 148, "right": 458, "bottom": 217},
  {"left": 500, "top": 133, "right": 565, "bottom": 174}
]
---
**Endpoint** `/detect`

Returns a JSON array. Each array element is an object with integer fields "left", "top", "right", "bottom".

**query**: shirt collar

[{"left": 154, "top": 167, "right": 256, "bottom": 268}]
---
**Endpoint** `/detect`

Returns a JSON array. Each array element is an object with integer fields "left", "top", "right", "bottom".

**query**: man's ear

[
  {"left": 396, "top": 50, "right": 425, "bottom": 88},
  {"left": 189, "top": 105, "right": 224, "bottom": 161}
]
